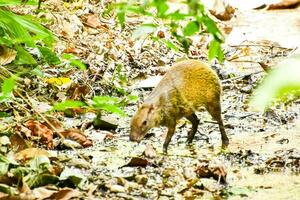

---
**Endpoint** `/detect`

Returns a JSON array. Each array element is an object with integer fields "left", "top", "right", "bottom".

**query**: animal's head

[{"left": 130, "top": 103, "right": 160, "bottom": 142}]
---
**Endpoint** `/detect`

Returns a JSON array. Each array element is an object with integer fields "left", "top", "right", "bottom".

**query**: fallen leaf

[
  {"left": 194, "top": 161, "right": 227, "bottom": 184},
  {"left": 31, "top": 186, "right": 57, "bottom": 199},
  {"left": 82, "top": 14, "right": 102, "bottom": 29},
  {"left": 0, "top": 45, "right": 17, "bottom": 65},
  {"left": 24, "top": 120, "right": 54, "bottom": 148},
  {"left": 9, "top": 133, "right": 29, "bottom": 152},
  {"left": 63, "top": 47, "right": 83, "bottom": 55},
  {"left": 44, "top": 117, "right": 64, "bottom": 132},
  {"left": 267, "top": 0, "right": 300, "bottom": 9},
  {"left": 209, "top": 0, "right": 235, "bottom": 21},
  {"left": 157, "top": 30, "right": 165, "bottom": 38},
  {"left": 60, "top": 128, "right": 92, "bottom": 147},
  {"left": 67, "top": 83, "right": 91, "bottom": 100},
  {"left": 48, "top": 188, "right": 81, "bottom": 200},
  {"left": 122, "top": 157, "right": 150, "bottom": 168},
  {"left": 16, "top": 148, "right": 50, "bottom": 161}
]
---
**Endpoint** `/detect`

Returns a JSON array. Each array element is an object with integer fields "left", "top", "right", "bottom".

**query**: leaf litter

[{"left": 1, "top": 0, "right": 300, "bottom": 199}]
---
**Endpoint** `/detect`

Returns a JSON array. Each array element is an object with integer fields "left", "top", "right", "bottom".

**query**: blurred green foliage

[
  {"left": 250, "top": 54, "right": 300, "bottom": 111},
  {"left": 0, "top": 3, "right": 55, "bottom": 65},
  {"left": 110, "top": 0, "right": 224, "bottom": 62}
]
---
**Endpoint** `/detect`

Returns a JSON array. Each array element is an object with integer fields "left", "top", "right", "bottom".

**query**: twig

[
  {"left": 229, "top": 60, "right": 261, "bottom": 63},
  {"left": 221, "top": 70, "right": 264, "bottom": 83},
  {"left": 229, "top": 44, "right": 294, "bottom": 50}
]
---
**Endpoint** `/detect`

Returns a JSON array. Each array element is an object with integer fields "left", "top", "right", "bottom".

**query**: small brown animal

[{"left": 130, "top": 59, "right": 229, "bottom": 153}]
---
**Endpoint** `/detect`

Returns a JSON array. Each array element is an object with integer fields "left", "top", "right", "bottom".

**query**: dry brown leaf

[
  {"left": 48, "top": 188, "right": 81, "bottom": 200},
  {"left": 31, "top": 187, "right": 57, "bottom": 199},
  {"left": 267, "top": 0, "right": 300, "bottom": 9},
  {"left": 67, "top": 83, "right": 90, "bottom": 100},
  {"left": 15, "top": 148, "right": 50, "bottom": 161},
  {"left": 44, "top": 117, "right": 64, "bottom": 133},
  {"left": 9, "top": 133, "right": 29, "bottom": 152},
  {"left": 194, "top": 161, "right": 227, "bottom": 184},
  {"left": 258, "top": 62, "right": 272, "bottom": 72},
  {"left": 0, "top": 45, "right": 17, "bottom": 65},
  {"left": 24, "top": 120, "right": 54, "bottom": 148},
  {"left": 83, "top": 14, "right": 101, "bottom": 29},
  {"left": 209, "top": 0, "right": 235, "bottom": 21},
  {"left": 60, "top": 128, "right": 92, "bottom": 147},
  {"left": 15, "top": 125, "right": 32, "bottom": 138},
  {"left": 63, "top": 47, "right": 83, "bottom": 55},
  {"left": 157, "top": 30, "right": 165, "bottom": 38},
  {"left": 122, "top": 157, "right": 150, "bottom": 168},
  {"left": 0, "top": 175, "right": 14, "bottom": 186}
]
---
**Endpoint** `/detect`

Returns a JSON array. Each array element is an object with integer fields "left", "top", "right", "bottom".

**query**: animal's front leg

[{"left": 163, "top": 122, "right": 176, "bottom": 154}]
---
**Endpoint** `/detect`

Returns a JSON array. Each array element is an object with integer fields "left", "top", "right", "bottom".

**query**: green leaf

[
  {"left": 250, "top": 54, "right": 300, "bottom": 111},
  {"left": 1, "top": 76, "right": 15, "bottom": 95},
  {"left": 208, "top": 39, "right": 224, "bottom": 62},
  {"left": 128, "top": 95, "right": 139, "bottom": 102},
  {"left": 166, "top": 11, "right": 187, "bottom": 20},
  {"left": 70, "top": 59, "right": 86, "bottom": 70},
  {"left": 62, "top": 53, "right": 86, "bottom": 70},
  {"left": 28, "top": 156, "right": 50, "bottom": 170},
  {"left": 15, "top": 45, "right": 36, "bottom": 65},
  {"left": 183, "top": 21, "right": 199, "bottom": 36},
  {"left": 0, "top": 184, "right": 16, "bottom": 195},
  {"left": 117, "top": 11, "right": 126, "bottom": 29},
  {"left": 0, "top": 0, "right": 38, "bottom": 6},
  {"left": 38, "top": 46, "right": 61, "bottom": 65},
  {"left": 132, "top": 24, "right": 158, "bottom": 39},
  {"left": 92, "top": 96, "right": 126, "bottom": 117},
  {"left": 93, "top": 96, "right": 119, "bottom": 104},
  {"left": 152, "top": 0, "right": 169, "bottom": 18},
  {"left": 52, "top": 100, "right": 86, "bottom": 111},
  {"left": 0, "top": 76, "right": 16, "bottom": 102},
  {"left": 97, "top": 104, "right": 126, "bottom": 116},
  {"left": 0, "top": 37, "right": 13, "bottom": 47},
  {"left": 162, "top": 39, "right": 179, "bottom": 52},
  {"left": 0, "top": 9, "right": 35, "bottom": 47},
  {"left": 202, "top": 16, "right": 223, "bottom": 42},
  {"left": 31, "top": 66, "right": 44, "bottom": 77},
  {"left": 0, "top": 8, "right": 55, "bottom": 49}
]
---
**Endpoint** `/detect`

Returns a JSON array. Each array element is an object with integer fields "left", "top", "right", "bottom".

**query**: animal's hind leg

[
  {"left": 206, "top": 101, "right": 229, "bottom": 149},
  {"left": 186, "top": 113, "right": 200, "bottom": 143}
]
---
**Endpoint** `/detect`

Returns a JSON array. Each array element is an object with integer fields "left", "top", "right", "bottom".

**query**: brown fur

[{"left": 130, "top": 59, "right": 229, "bottom": 153}]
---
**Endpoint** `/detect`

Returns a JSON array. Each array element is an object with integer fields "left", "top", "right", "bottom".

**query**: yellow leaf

[{"left": 44, "top": 77, "right": 72, "bottom": 86}]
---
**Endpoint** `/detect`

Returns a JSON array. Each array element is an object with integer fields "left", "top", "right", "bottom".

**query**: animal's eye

[{"left": 142, "top": 121, "right": 147, "bottom": 126}]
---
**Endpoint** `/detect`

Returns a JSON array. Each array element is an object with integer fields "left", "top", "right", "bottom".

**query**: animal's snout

[{"left": 129, "top": 132, "right": 142, "bottom": 142}]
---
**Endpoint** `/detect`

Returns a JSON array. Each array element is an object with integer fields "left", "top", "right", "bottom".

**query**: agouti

[{"left": 130, "top": 59, "right": 229, "bottom": 153}]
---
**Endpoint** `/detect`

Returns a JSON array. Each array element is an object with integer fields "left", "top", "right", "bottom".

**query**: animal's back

[{"left": 158, "top": 59, "right": 221, "bottom": 110}]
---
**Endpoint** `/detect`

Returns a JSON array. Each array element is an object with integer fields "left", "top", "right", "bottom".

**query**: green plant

[
  {"left": 0, "top": 75, "right": 16, "bottom": 102},
  {"left": 111, "top": 0, "right": 224, "bottom": 61},
  {"left": 250, "top": 54, "right": 300, "bottom": 111},
  {"left": 51, "top": 95, "right": 138, "bottom": 117},
  {"left": 0, "top": 3, "right": 55, "bottom": 65}
]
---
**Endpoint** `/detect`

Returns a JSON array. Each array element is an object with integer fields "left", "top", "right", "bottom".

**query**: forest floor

[{"left": 2, "top": 1, "right": 300, "bottom": 199}]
